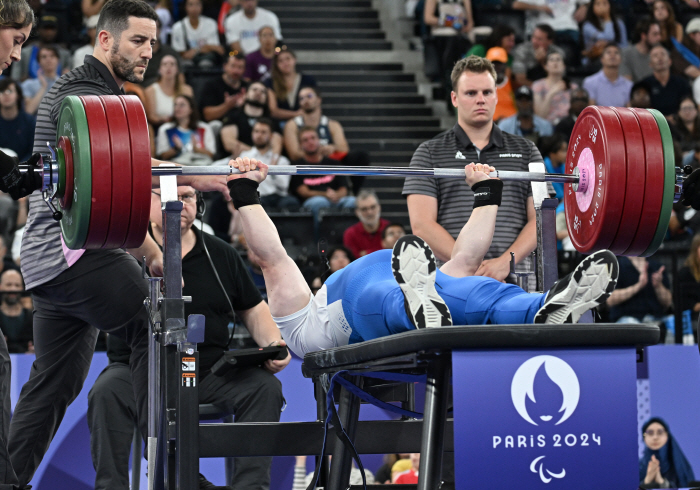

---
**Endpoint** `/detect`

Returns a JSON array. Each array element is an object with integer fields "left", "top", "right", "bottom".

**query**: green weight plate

[
  {"left": 57, "top": 95, "right": 91, "bottom": 249},
  {"left": 58, "top": 136, "right": 74, "bottom": 209},
  {"left": 643, "top": 109, "right": 675, "bottom": 257}
]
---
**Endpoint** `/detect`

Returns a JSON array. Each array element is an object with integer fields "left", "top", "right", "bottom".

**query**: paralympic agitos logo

[{"left": 490, "top": 356, "right": 601, "bottom": 484}]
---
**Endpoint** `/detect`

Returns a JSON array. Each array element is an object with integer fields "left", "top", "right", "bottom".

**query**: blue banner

[{"left": 453, "top": 348, "right": 638, "bottom": 488}]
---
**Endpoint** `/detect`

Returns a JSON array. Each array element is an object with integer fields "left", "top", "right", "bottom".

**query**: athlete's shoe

[
  {"left": 534, "top": 249, "right": 619, "bottom": 324},
  {"left": 392, "top": 235, "right": 452, "bottom": 329}
]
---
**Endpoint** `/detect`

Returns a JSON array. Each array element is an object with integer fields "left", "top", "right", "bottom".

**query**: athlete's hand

[
  {"left": 464, "top": 163, "right": 496, "bottom": 187},
  {"left": 263, "top": 339, "right": 291, "bottom": 374},
  {"left": 475, "top": 255, "right": 511, "bottom": 282},
  {"left": 227, "top": 157, "right": 269, "bottom": 184},
  {"left": 0, "top": 152, "right": 42, "bottom": 200}
]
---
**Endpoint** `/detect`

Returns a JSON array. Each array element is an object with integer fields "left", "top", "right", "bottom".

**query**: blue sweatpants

[{"left": 324, "top": 250, "right": 546, "bottom": 345}]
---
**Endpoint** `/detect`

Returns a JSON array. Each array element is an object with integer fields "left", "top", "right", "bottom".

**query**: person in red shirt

[
  {"left": 394, "top": 453, "right": 420, "bottom": 484},
  {"left": 343, "top": 190, "right": 389, "bottom": 257}
]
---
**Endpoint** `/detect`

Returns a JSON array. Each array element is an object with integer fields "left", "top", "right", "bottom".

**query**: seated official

[
  {"left": 227, "top": 159, "right": 620, "bottom": 357},
  {"left": 87, "top": 185, "right": 290, "bottom": 490}
]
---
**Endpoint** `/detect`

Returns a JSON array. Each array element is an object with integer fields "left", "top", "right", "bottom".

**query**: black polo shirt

[
  {"left": 109, "top": 226, "right": 264, "bottom": 374},
  {"left": 643, "top": 73, "right": 692, "bottom": 116},
  {"left": 402, "top": 123, "right": 541, "bottom": 261}
]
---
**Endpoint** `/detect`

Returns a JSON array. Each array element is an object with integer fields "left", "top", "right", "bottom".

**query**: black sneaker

[
  {"left": 199, "top": 473, "right": 232, "bottom": 490},
  {"left": 391, "top": 235, "right": 452, "bottom": 329},
  {"left": 534, "top": 249, "right": 619, "bottom": 324}
]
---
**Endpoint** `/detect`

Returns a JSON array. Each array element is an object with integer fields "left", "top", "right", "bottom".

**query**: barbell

[{"left": 32, "top": 95, "right": 683, "bottom": 256}]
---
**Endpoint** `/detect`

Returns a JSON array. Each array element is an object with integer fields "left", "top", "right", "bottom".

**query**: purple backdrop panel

[{"left": 453, "top": 348, "right": 638, "bottom": 489}]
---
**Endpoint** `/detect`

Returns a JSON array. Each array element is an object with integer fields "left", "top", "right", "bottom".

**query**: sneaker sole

[
  {"left": 534, "top": 250, "right": 619, "bottom": 324},
  {"left": 392, "top": 235, "right": 452, "bottom": 328}
]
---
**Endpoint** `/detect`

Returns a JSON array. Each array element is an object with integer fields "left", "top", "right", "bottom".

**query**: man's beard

[
  {"left": 246, "top": 99, "right": 266, "bottom": 109},
  {"left": 254, "top": 141, "right": 270, "bottom": 150},
  {"left": 111, "top": 43, "right": 146, "bottom": 83},
  {"left": 3, "top": 294, "right": 20, "bottom": 306},
  {"left": 303, "top": 106, "right": 315, "bottom": 114}
]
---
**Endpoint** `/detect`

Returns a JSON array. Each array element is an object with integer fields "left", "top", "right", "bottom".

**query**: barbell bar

[{"left": 24, "top": 96, "right": 686, "bottom": 256}]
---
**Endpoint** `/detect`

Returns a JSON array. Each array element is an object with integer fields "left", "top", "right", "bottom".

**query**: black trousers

[
  {"left": 7, "top": 250, "right": 150, "bottom": 487},
  {"left": 88, "top": 361, "right": 283, "bottom": 490}
]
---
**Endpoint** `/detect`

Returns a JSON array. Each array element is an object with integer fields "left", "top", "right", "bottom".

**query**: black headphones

[{"left": 195, "top": 191, "right": 206, "bottom": 220}]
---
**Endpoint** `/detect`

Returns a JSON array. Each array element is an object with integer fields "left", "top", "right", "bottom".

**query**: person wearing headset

[{"left": 86, "top": 186, "right": 290, "bottom": 490}]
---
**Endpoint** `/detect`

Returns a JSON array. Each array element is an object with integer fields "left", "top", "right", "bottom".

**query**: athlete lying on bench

[{"left": 227, "top": 159, "right": 619, "bottom": 357}]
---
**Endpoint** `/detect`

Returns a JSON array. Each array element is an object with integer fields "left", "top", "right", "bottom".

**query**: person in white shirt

[
  {"left": 224, "top": 0, "right": 282, "bottom": 55},
  {"left": 72, "top": 14, "right": 99, "bottom": 69},
  {"left": 170, "top": 0, "right": 223, "bottom": 67},
  {"left": 217, "top": 118, "right": 299, "bottom": 211}
]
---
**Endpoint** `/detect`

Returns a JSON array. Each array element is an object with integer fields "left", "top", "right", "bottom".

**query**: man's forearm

[
  {"left": 414, "top": 220, "right": 456, "bottom": 263},
  {"left": 203, "top": 103, "right": 230, "bottom": 122},
  {"left": 240, "top": 302, "right": 282, "bottom": 347},
  {"left": 501, "top": 219, "right": 537, "bottom": 266}
]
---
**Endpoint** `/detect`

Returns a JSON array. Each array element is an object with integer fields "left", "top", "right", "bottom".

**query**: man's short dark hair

[
  {"left": 650, "top": 43, "right": 670, "bottom": 57},
  {"left": 253, "top": 117, "right": 274, "bottom": 132},
  {"left": 630, "top": 80, "right": 651, "bottom": 97},
  {"left": 632, "top": 16, "right": 659, "bottom": 44},
  {"left": 96, "top": 0, "right": 158, "bottom": 41},
  {"left": 601, "top": 42, "right": 620, "bottom": 56},
  {"left": 301, "top": 85, "right": 320, "bottom": 98},
  {"left": 534, "top": 24, "right": 555, "bottom": 40},
  {"left": 36, "top": 44, "right": 59, "bottom": 62},
  {"left": 228, "top": 52, "right": 246, "bottom": 63},
  {"left": 450, "top": 55, "right": 497, "bottom": 90},
  {"left": 298, "top": 125, "right": 319, "bottom": 141}
]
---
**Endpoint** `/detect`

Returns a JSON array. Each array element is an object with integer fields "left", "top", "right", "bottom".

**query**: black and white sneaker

[
  {"left": 392, "top": 235, "right": 452, "bottom": 329},
  {"left": 534, "top": 249, "right": 619, "bottom": 324}
]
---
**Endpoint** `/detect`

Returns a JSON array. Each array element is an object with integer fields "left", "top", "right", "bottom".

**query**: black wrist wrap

[
  {"left": 471, "top": 179, "right": 503, "bottom": 208},
  {"left": 228, "top": 179, "right": 261, "bottom": 210}
]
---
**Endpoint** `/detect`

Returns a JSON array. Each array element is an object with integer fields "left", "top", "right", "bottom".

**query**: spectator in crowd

[
  {"left": 553, "top": 87, "right": 590, "bottom": 139},
  {"left": 170, "top": 0, "right": 223, "bottom": 67},
  {"left": 327, "top": 245, "right": 354, "bottom": 274},
  {"left": 622, "top": 17, "right": 661, "bottom": 82},
  {"left": 0, "top": 269, "right": 32, "bottom": 354},
  {"left": 581, "top": 0, "right": 628, "bottom": 65},
  {"left": 582, "top": 43, "right": 633, "bottom": 107},
  {"left": 512, "top": 0, "right": 587, "bottom": 45},
  {"left": 244, "top": 25, "right": 276, "bottom": 82},
  {"left": 0, "top": 79, "right": 34, "bottom": 162},
  {"left": 265, "top": 46, "right": 317, "bottom": 121},
  {"left": 643, "top": 44, "right": 692, "bottom": 115},
  {"left": 12, "top": 14, "right": 72, "bottom": 80},
  {"left": 201, "top": 52, "right": 248, "bottom": 123},
  {"left": 606, "top": 255, "right": 672, "bottom": 323},
  {"left": 670, "top": 17, "right": 700, "bottom": 82},
  {"left": 671, "top": 96, "right": 700, "bottom": 152},
  {"left": 403, "top": 56, "right": 538, "bottom": 280},
  {"left": 640, "top": 417, "right": 695, "bottom": 489},
  {"left": 221, "top": 118, "right": 298, "bottom": 211},
  {"left": 143, "top": 54, "right": 194, "bottom": 127},
  {"left": 375, "top": 454, "right": 410, "bottom": 484},
  {"left": 81, "top": 0, "right": 105, "bottom": 18},
  {"left": 156, "top": 94, "right": 215, "bottom": 165},
  {"left": 629, "top": 79, "right": 653, "bottom": 108},
  {"left": 283, "top": 86, "right": 369, "bottom": 191},
  {"left": 678, "top": 233, "right": 700, "bottom": 326},
  {"left": 343, "top": 190, "right": 389, "bottom": 258},
  {"left": 240, "top": 236, "right": 267, "bottom": 300},
  {"left": 486, "top": 47, "right": 517, "bottom": 122},
  {"left": 293, "top": 455, "right": 374, "bottom": 489},
  {"left": 511, "top": 24, "right": 566, "bottom": 87},
  {"left": 652, "top": 0, "right": 683, "bottom": 46},
  {"left": 394, "top": 453, "right": 420, "bottom": 484},
  {"left": 498, "top": 85, "right": 553, "bottom": 145},
  {"left": 88, "top": 185, "right": 288, "bottom": 490},
  {"left": 422, "top": 0, "right": 473, "bottom": 87},
  {"left": 289, "top": 127, "right": 356, "bottom": 236},
  {"left": 219, "top": 81, "right": 283, "bottom": 158},
  {"left": 381, "top": 223, "right": 406, "bottom": 250},
  {"left": 154, "top": 0, "right": 172, "bottom": 44},
  {"left": 142, "top": 17, "right": 181, "bottom": 86},
  {"left": 22, "top": 46, "right": 61, "bottom": 116},
  {"left": 465, "top": 24, "right": 516, "bottom": 64},
  {"left": 540, "top": 133, "right": 567, "bottom": 203},
  {"left": 533, "top": 51, "right": 576, "bottom": 123},
  {"left": 224, "top": 0, "right": 282, "bottom": 55},
  {"left": 72, "top": 14, "right": 99, "bottom": 69}
]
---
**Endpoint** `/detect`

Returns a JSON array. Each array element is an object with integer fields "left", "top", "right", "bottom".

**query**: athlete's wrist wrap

[
  {"left": 471, "top": 179, "right": 503, "bottom": 208},
  {"left": 228, "top": 179, "right": 261, "bottom": 209}
]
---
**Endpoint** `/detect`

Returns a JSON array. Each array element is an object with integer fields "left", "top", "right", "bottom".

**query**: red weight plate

[
  {"left": 624, "top": 109, "right": 665, "bottom": 256},
  {"left": 99, "top": 96, "right": 133, "bottom": 249},
  {"left": 564, "top": 106, "right": 627, "bottom": 253},
  {"left": 79, "top": 96, "right": 113, "bottom": 249},
  {"left": 120, "top": 95, "right": 152, "bottom": 248},
  {"left": 58, "top": 136, "right": 73, "bottom": 209},
  {"left": 608, "top": 108, "right": 646, "bottom": 254}
]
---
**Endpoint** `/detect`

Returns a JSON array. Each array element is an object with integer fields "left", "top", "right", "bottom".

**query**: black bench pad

[{"left": 303, "top": 323, "right": 660, "bottom": 372}]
